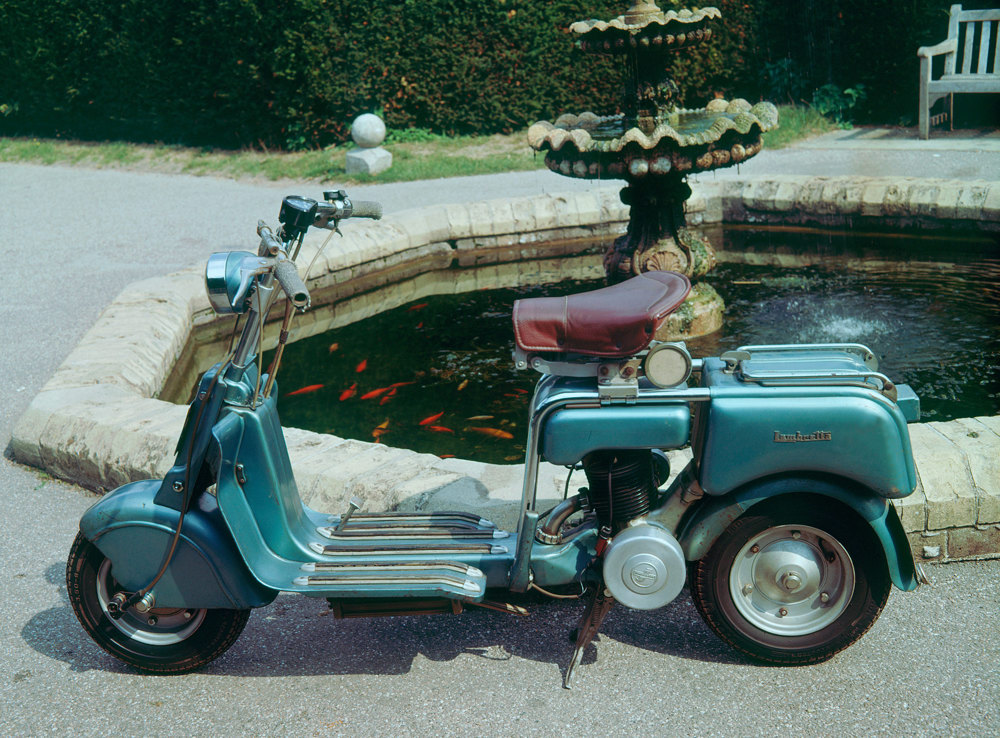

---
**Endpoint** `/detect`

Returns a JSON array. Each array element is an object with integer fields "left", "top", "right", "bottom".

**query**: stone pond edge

[{"left": 11, "top": 174, "right": 1000, "bottom": 563}]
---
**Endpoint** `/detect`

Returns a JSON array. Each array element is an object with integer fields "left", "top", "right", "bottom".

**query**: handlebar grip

[
  {"left": 350, "top": 200, "right": 383, "bottom": 220},
  {"left": 274, "top": 259, "right": 310, "bottom": 309}
]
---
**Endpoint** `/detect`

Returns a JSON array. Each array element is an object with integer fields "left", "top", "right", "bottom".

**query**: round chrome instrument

[{"left": 644, "top": 342, "right": 692, "bottom": 388}]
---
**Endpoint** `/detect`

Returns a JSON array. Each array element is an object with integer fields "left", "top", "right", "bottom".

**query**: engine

[
  {"left": 581, "top": 449, "right": 659, "bottom": 529},
  {"left": 582, "top": 449, "right": 685, "bottom": 610}
]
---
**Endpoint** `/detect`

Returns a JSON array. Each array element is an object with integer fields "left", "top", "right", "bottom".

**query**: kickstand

[{"left": 563, "top": 586, "right": 615, "bottom": 689}]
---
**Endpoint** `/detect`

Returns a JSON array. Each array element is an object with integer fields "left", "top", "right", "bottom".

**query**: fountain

[{"left": 528, "top": 1, "right": 778, "bottom": 338}]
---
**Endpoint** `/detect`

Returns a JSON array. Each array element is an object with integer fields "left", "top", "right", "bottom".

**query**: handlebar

[
  {"left": 348, "top": 200, "right": 383, "bottom": 219},
  {"left": 274, "top": 259, "right": 310, "bottom": 309}
]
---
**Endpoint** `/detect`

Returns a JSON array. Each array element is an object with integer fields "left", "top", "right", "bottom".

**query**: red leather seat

[{"left": 512, "top": 271, "right": 691, "bottom": 358}]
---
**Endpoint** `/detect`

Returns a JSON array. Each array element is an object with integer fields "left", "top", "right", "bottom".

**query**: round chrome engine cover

[{"left": 603, "top": 523, "right": 686, "bottom": 610}]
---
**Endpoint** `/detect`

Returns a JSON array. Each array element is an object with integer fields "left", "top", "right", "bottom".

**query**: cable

[{"left": 528, "top": 581, "right": 586, "bottom": 600}]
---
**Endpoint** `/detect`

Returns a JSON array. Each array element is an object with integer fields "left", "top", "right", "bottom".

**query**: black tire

[
  {"left": 66, "top": 532, "right": 250, "bottom": 674},
  {"left": 691, "top": 493, "right": 891, "bottom": 665}
]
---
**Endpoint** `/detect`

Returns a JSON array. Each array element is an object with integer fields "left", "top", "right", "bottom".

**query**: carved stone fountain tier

[{"left": 529, "top": 2, "right": 779, "bottom": 338}]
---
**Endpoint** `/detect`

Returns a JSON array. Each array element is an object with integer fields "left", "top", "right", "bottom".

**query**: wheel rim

[
  {"left": 96, "top": 559, "right": 207, "bottom": 645},
  {"left": 728, "top": 524, "right": 855, "bottom": 637}
]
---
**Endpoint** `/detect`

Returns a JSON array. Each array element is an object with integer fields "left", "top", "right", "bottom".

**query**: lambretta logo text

[{"left": 773, "top": 430, "right": 833, "bottom": 443}]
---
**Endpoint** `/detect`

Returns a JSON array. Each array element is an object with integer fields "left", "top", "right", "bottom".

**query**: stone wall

[{"left": 11, "top": 176, "right": 1000, "bottom": 559}]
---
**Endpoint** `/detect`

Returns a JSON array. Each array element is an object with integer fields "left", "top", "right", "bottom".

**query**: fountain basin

[
  {"left": 528, "top": 100, "right": 779, "bottom": 179},
  {"left": 11, "top": 175, "right": 1000, "bottom": 561}
]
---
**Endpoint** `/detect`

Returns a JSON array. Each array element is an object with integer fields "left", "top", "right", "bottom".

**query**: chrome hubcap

[
  {"left": 729, "top": 524, "right": 854, "bottom": 636},
  {"left": 96, "top": 559, "right": 206, "bottom": 645}
]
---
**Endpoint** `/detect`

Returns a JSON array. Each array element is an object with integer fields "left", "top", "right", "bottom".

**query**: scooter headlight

[
  {"left": 205, "top": 251, "right": 264, "bottom": 315},
  {"left": 644, "top": 342, "right": 692, "bottom": 388}
]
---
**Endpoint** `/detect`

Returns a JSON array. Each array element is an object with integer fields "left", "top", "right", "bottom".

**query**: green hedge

[{"left": 0, "top": 1, "right": 988, "bottom": 149}]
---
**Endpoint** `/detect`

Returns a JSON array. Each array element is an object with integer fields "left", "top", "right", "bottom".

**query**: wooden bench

[{"left": 918, "top": 4, "right": 1000, "bottom": 139}]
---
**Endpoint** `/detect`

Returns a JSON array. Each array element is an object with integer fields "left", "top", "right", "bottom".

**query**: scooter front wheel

[
  {"left": 690, "top": 495, "right": 891, "bottom": 665},
  {"left": 67, "top": 533, "right": 250, "bottom": 674}
]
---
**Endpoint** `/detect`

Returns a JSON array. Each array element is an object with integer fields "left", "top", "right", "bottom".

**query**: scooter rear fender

[
  {"left": 675, "top": 474, "right": 920, "bottom": 591},
  {"left": 79, "top": 479, "right": 278, "bottom": 609}
]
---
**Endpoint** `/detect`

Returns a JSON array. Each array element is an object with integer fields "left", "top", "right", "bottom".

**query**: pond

[{"left": 268, "top": 226, "right": 999, "bottom": 464}]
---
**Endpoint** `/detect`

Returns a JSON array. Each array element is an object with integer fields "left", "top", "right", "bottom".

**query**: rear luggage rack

[{"left": 720, "top": 343, "right": 898, "bottom": 402}]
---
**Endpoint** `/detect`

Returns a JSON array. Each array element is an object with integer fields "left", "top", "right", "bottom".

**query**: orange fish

[
  {"left": 419, "top": 411, "right": 444, "bottom": 426},
  {"left": 512, "top": 388, "right": 528, "bottom": 394},
  {"left": 457, "top": 379, "right": 469, "bottom": 391},
  {"left": 416, "top": 321, "right": 424, "bottom": 329},
  {"left": 360, "top": 387, "right": 391, "bottom": 400},
  {"left": 438, "top": 454, "right": 456, "bottom": 459},
  {"left": 468, "top": 427, "right": 514, "bottom": 440},
  {"left": 287, "top": 384, "right": 323, "bottom": 396},
  {"left": 408, "top": 303, "right": 428, "bottom": 312},
  {"left": 355, "top": 359, "right": 368, "bottom": 373},
  {"left": 426, "top": 425, "right": 454, "bottom": 434},
  {"left": 372, "top": 419, "right": 390, "bottom": 442},
  {"left": 327, "top": 343, "right": 339, "bottom": 353},
  {"left": 389, "top": 381, "right": 415, "bottom": 388},
  {"left": 339, "top": 382, "right": 358, "bottom": 401}
]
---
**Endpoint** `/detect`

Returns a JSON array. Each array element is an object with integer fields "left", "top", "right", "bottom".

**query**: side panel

[
  {"left": 79, "top": 479, "right": 277, "bottom": 609},
  {"left": 699, "top": 358, "right": 917, "bottom": 498},
  {"left": 541, "top": 404, "right": 691, "bottom": 465}
]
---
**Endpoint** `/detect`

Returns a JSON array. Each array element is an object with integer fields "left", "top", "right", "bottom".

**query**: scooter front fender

[
  {"left": 79, "top": 479, "right": 277, "bottom": 609},
  {"left": 676, "top": 475, "right": 920, "bottom": 591}
]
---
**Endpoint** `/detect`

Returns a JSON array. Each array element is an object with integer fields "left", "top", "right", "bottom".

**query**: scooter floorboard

[{"left": 292, "top": 559, "right": 486, "bottom": 600}]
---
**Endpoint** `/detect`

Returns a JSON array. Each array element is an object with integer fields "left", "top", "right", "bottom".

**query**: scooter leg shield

[
  {"left": 79, "top": 480, "right": 277, "bottom": 609},
  {"left": 677, "top": 476, "right": 920, "bottom": 592}
]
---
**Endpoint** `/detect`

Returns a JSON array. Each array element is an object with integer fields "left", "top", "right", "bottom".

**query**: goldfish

[
  {"left": 467, "top": 415, "right": 494, "bottom": 420},
  {"left": 389, "top": 381, "right": 415, "bottom": 388},
  {"left": 416, "top": 321, "right": 424, "bottom": 329},
  {"left": 360, "top": 387, "right": 391, "bottom": 400},
  {"left": 512, "top": 388, "right": 528, "bottom": 394},
  {"left": 419, "top": 411, "right": 444, "bottom": 426},
  {"left": 339, "top": 382, "right": 358, "bottom": 401},
  {"left": 355, "top": 359, "right": 368, "bottom": 373},
  {"left": 468, "top": 427, "right": 514, "bottom": 440},
  {"left": 408, "top": 303, "right": 428, "bottom": 311},
  {"left": 457, "top": 379, "right": 469, "bottom": 391},
  {"left": 327, "top": 342, "right": 339, "bottom": 353},
  {"left": 372, "top": 419, "right": 390, "bottom": 442},
  {"left": 287, "top": 384, "right": 323, "bottom": 396},
  {"left": 438, "top": 454, "right": 456, "bottom": 459},
  {"left": 426, "top": 425, "right": 454, "bottom": 434}
]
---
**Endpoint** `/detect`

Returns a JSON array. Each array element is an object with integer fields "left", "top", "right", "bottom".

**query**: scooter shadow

[{"left": 24, "top": 563, "right": 746, "bottom": 676}]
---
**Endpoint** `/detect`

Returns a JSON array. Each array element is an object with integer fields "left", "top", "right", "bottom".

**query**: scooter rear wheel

[
  {"left": 67, "top": 532, "right": 250, "bottom": 674},
  {"left": 690, "top": 494, "right": 891, "bottom": 665}
]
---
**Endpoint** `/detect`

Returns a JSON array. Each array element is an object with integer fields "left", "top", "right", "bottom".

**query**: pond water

[{"left": 268, "top": 227, "right": 999, "bottom": 464}]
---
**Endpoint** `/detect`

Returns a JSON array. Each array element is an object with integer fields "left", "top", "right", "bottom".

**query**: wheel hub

[
  {"left": 729, "top": 524, "right": 855, "bottom": 636},
  {"left": 96, "top": 559, "right": 206, "bottom": 645}
]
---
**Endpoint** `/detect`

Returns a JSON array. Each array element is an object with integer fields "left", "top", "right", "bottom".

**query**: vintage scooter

[{"left": 67, "top": 192, "right": 925, "bottom": 685}]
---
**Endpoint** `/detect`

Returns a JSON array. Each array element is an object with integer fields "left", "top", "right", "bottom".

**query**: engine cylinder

[{"left": 582, "top": 449, "right": 656, "bottom": 528}]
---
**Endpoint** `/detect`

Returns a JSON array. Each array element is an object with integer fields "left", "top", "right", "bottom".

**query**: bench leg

[{"left": 918, "top": 58, "right": 931, "bottom": 139}]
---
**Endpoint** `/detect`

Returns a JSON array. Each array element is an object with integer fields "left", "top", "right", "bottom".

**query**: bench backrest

[{"left": 947, "top": 4, "right": 1000, "bottom": 76}]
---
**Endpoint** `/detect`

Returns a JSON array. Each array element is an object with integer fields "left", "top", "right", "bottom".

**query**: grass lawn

[{"left": 0, "top": 105, "right": 834, "bottom": 184}]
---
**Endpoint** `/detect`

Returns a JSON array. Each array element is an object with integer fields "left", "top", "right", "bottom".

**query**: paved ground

[{"left": 2, "top": 129, "right": 999, "bottom": 736}]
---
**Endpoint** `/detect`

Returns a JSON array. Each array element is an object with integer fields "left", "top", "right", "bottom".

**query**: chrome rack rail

[{"left": 720, "top": 344, "right": 897, "bottom": 402}]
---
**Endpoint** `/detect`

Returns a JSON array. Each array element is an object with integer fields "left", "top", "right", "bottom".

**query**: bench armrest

[{"left": 918, "top": 37, "right": 957, "bottom": 58}]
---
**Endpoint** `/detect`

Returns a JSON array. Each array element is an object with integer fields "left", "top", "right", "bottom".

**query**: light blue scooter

[{"left": 67, "top": 192, "right": 925, "bottom": 686}]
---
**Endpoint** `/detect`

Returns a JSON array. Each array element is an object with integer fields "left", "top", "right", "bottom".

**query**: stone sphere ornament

[
  {"left": 346, "top": 113, "right": 392, "bottom": 175},
  {"left": 351, "top": 113, "right": 387, "bottom": 148}
]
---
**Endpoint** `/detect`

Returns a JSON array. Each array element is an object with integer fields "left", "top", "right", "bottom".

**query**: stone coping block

[{"left": 10, "top": 180, "right": 1000, "bottom": 556}]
